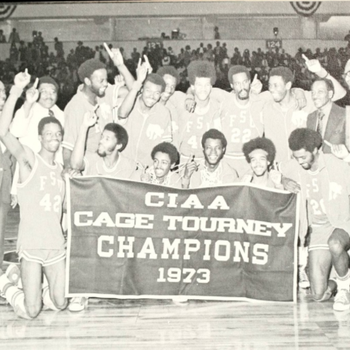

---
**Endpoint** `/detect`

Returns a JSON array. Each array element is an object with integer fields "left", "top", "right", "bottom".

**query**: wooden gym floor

[{"left": 1, "top": 207, "right": 350, "bottom": 350}]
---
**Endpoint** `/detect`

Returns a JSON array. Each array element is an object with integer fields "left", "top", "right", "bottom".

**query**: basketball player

[
  {"left": 117, "top": 70, "right": 172, "bottom": 168},
  {"left": 281, "top": 128, "right": 350, "bottom": 311},
  {"left": 183, "top": 129, "right": 238, "bottom": 188},
  {"left": 178, "top": 61, "right": 222, "bottom": 162},
  {"left": 263, "top": 56, "right": 346, "bottom": 165},
  {"left": 141, "top": 142, "right": 182, "bottom": 188},
  {"left": 156, "top": 66, "right": 186, "bottom": 148},
  {"left": 241, "top": 137, "right": 283, "bottom": 189},
  {"left": 70, "top": 110, "right": 138, "bottom": 179},
  {"left": 9, "top": 76, "right": 65, "bottom": 209},
  {"left": 0, "top": 70, "right": 68, "bottom": 319}
]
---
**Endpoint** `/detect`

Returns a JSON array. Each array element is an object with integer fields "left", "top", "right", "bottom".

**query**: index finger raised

[
  {"left": 103, "top": 42, "right": 113, "bottom": 58},
  {"left": 143, "top": 55, "right": 150, "bottom": 65},
  {"left": 302, "top": 54, "right": 309, "bottom": 62},
  {"left": 33, "top": 77, "right": 39, "bottom": 89}
]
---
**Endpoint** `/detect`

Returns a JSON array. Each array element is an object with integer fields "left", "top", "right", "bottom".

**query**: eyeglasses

[{"left": 342, "top": 71, "right": 350, "bottom": 80}]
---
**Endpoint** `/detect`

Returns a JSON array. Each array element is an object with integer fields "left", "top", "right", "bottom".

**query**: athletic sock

[
  {"left": 336, "top": 270, "right": 350, "bottom": 291},
  {"left": 0, "top": 274, "right": 32, "bottom": 319}
]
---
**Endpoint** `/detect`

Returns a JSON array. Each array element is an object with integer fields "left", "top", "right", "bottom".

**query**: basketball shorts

[{"left": 18, "top": 249, "right": 66, "bottom": 267}]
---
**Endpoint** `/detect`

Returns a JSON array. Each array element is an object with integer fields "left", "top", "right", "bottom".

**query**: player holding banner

[
  {"left": 0, "top": 70, "right": 69, "bottom": 319},
  {"left": 281, "top": 128, "right": 350, "bottom": 311}
]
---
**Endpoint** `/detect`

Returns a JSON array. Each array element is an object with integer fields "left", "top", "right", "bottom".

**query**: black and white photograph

[{"left": 0, "top": 1, "right": 350, "bottom": 349}]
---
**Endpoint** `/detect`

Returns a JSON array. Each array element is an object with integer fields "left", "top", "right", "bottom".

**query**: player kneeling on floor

[{"left": 0, "top": 70, "right": 70, "bottom": 319}]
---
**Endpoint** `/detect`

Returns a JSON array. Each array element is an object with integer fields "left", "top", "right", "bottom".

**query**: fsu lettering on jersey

[{"left": 17, "top": 153, "right": 65, "bottom": 251}]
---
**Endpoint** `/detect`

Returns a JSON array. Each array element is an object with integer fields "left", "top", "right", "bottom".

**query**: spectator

[
  {"left": 0, "top": 30, "right": 6, "bottom": 43},
  {"left": 8, "top": 28, "right": 20, "bottom": 45},
  {"left": 54, "top": 37, "right": 64, "bottom": 60}
]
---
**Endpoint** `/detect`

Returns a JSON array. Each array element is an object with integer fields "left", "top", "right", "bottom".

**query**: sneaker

[
  {"left": 5, "top": 264, "right": 20, "bottom": 286},
  {"left": 298, "top": 267, "right": 310, "bottom": 289},
  {"left": 68, "top": 297, "right": 88, "bottom": 312},
  {"left": 333, "top": 289, "right": 350, "bottom": 311}
]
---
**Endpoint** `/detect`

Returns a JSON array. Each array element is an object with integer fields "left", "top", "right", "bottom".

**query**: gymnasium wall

[
  {"left": 0, "top": 2, "right": 349, "bottom": 60},
  {"left": 7, "top": 16, "right": 303, "bottom": 42}
]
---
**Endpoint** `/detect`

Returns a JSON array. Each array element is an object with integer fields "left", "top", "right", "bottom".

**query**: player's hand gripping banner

[{"left": 66, "top": 177, "right": 299, "bottom": 302}]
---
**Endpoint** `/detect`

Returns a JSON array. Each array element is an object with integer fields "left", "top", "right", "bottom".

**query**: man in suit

[{"left": 307, "top": 78, "right": 346, "bottom": 154}]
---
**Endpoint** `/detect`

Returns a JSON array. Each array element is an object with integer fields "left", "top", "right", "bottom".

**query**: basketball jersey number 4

[{"left": 187, "top": 135, "right": 198, "bottom": 149}]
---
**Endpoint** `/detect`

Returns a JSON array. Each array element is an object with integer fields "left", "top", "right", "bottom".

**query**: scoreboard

[{"left": 266, "top": 39, "right": 282, "bottom": 49}]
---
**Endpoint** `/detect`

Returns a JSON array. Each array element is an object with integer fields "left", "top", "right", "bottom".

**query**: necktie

[
  {"left": 316, "top": 110, "right": 324, "bottom": 136},
  {"left": 48, "top": 109, "right": 54, "bottom": 117}
]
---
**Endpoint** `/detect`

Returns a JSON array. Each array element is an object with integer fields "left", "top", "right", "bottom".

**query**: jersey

[
  {"left": 120, "top": 97, "right": 172, "bottom": 167},
  {"left": 142, "top": 166, "right": 182, "bottom": 188},
  {"left": 220, "top": 92, "right": 265, "bottom": 176},
  {"left": 188, "top": 158, "right": 238, "bottom": 188},
  {"left": 62, "top": 85, "right": 114, "bottom": 152},
  {"left": 17, "top": 154, "right": 65, "bottom": 251},
  {"left": 165, "top": 91, "right": 187, "bottom": 149},
  {"left": 262, "top": 91, "right": 315, "bottom": 163},
  {"left": 240, "top": 171, "right": 283, "bottom": 190},
  {"left": 178, "top": 99, "right": 222, "bottom": 160},
  {"left": 305, "top": 169, "right": 329, "bottom": 226},
  {"left": 221, "top": 94, "right": 264, "bottom": 157},
  {"left": 83, "top": 152, "right": 139, "bottom": 180}
]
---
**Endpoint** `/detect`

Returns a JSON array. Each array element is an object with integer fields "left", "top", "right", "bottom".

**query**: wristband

[
  {"left": 322, "top": 72, "right": 329, "bottom": 79},
  {"left": 10, "top": 85, "right": 23, "bottom": 98}
]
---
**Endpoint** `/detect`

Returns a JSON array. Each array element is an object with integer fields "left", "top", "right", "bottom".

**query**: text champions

[{"left": 73, "top": 192, "right": 293, "bottom": 268}]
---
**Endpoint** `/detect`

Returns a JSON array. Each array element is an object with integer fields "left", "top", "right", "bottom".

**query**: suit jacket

[{"left": 307, "top": 103, "right": 346, "bottom": 154}]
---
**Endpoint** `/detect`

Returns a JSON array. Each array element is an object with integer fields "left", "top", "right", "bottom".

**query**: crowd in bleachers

[{"left": 1, "top": 28, "right": 350, "bottom": 108}]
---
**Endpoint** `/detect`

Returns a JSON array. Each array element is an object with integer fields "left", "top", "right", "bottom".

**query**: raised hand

[
  {"left": 104, "top": 43, "right": 124, "bottom": 67},
  {"left": 25, "top": 77, "right": 39, "bottom": 104},
  {"left": 143, "top": 55, "right": 153, "bottom": 74},
  {"left": 136, "top": 57, "right": 148, "bottom": 84},
  {"left": 140, "top": 165, "right": 152, "bottom": 183},
  {"left": 14, "top": 68, "right": 31, "bottom": 89},
  {"left": 250, "top": 74, "right": 262, "bottom": 95},
  {"left": 269, "top": 169, "right": 282, "bottom": 186},
  {"left": 302, "top": 54, "right": 322, "bottom": 74},
  {"left": 184, "top": 155, "right": 198, "bottom": 180}
]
